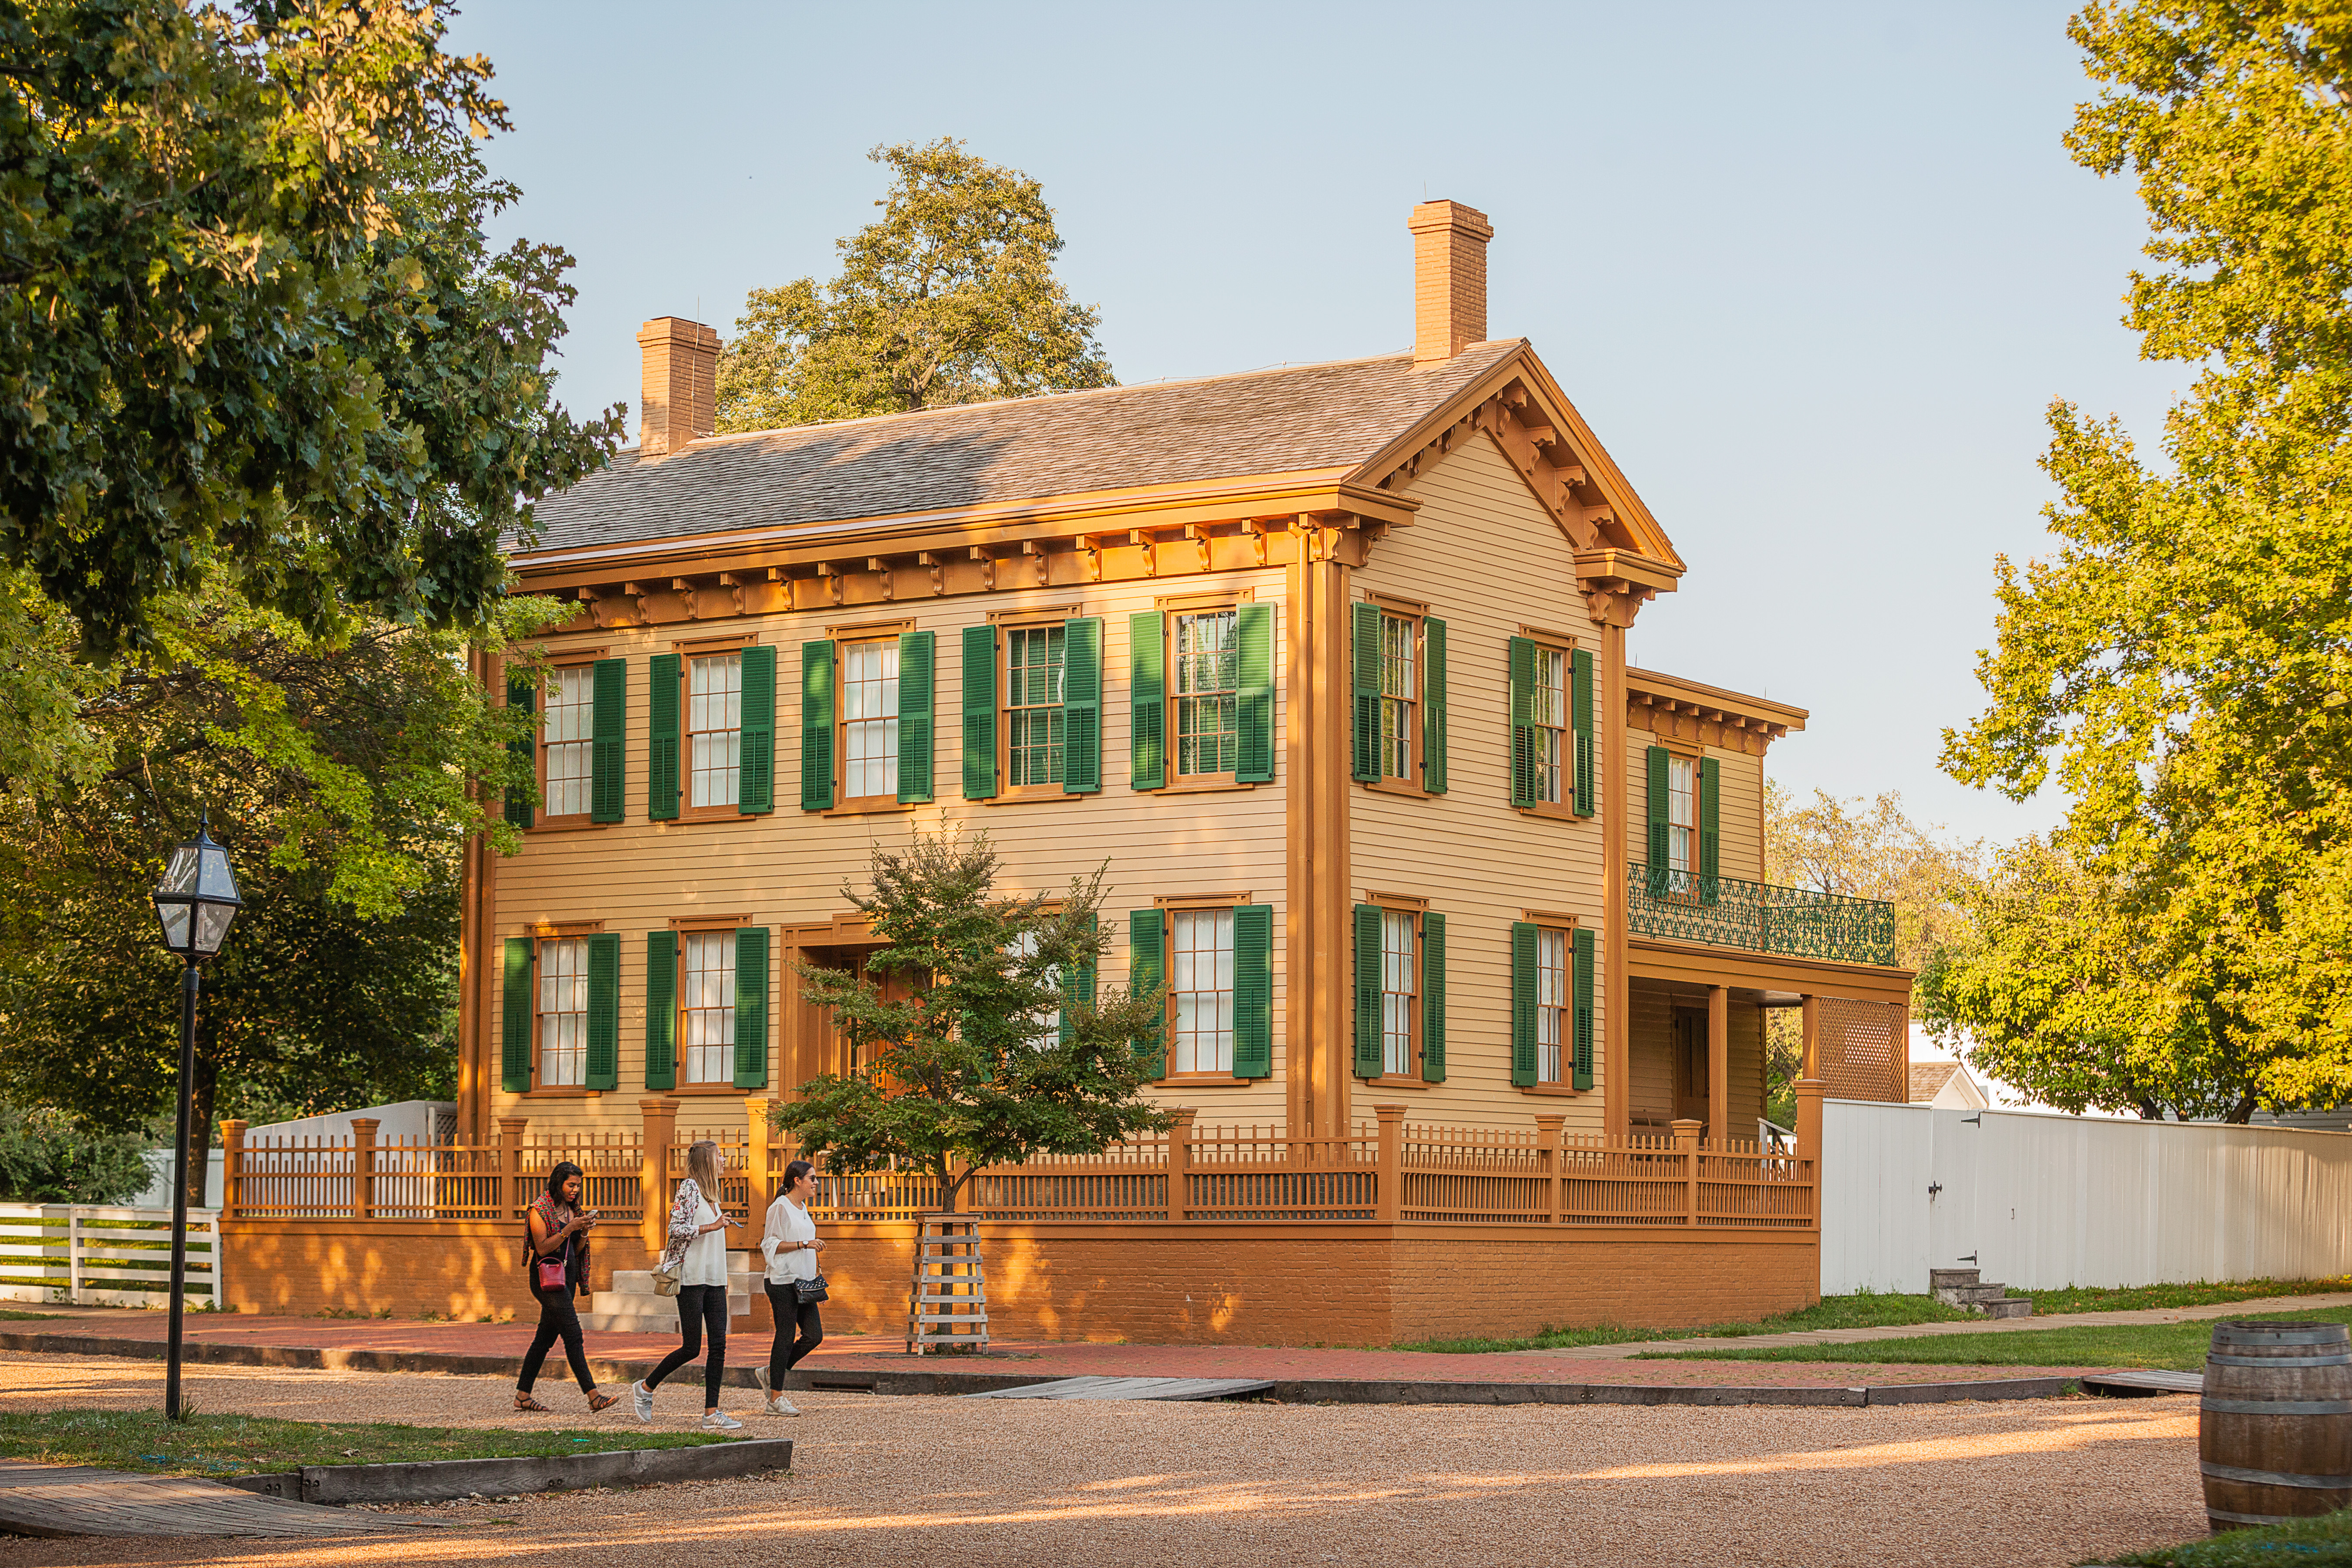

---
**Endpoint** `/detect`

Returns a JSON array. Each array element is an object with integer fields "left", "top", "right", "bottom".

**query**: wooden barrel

[{"left": 2201, "top": 1320, "right": 2352, "bottom": 1532}]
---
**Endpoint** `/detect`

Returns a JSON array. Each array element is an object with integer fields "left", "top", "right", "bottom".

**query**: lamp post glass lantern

[{"left": 149, "top": 816, "right": 240, "bottom": 1419}]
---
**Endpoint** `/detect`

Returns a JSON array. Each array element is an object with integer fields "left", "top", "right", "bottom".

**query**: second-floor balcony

[{"left": 1625, "top": 861, "right": 1897, "bottom": 967}]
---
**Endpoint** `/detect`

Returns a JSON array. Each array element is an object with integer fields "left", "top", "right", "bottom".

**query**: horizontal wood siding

[
  {"left": 1730, "top": 997, "right": 1766, "bottom": 1136},
  {"left": 1628, "top": 982, "right": 1676, "bottom": 1129},
  {"left": 1713, "top": 745, "right": 1764, "bottom": 884},
  {"left": 1352, "top": 433, "right": 1609, "bottom": 1132},
  {"left": 491, "top": 570, "right": 1292, "bottom": 1139}
]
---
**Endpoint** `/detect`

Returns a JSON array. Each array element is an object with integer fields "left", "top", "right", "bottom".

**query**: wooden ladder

[{"left": 906, "top": 1215, "right": 989, "bottom": 1355}]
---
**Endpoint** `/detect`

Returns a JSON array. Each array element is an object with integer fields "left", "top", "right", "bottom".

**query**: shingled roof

[{"left": 520, "top": 341, "right": 1524, "bottom": 556}]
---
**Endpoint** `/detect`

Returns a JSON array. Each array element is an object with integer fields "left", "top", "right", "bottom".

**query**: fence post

[
  {"left": 497, "top": 1117, "right": 529, "bottom": 1223},
  {"left": 1672, "top": 1119, "right": 1703, "bottom": 1227},
  {"left": 61, "top": 1208, "right": 80, "bottom": 1305},
  {"left": 1793, "top": 1077, "right": 1825, "bottom": 1229},
  {"left": 744, "top": 1098, "right": 772, "bottom": 1231},
  {"left": 350, "top": 1118, "right": 380, "bottom": 1222},
  {"left": 1534, "top": 1114, "right": 1565, "bottom": 1226},
  {"left": 1374, "top": 1105, "right": 1406, "bottom": 1224},
  {"left": 219, "top": 1120, "right": 247, "bottom": 1220},
  {"left": 640, "top": 1098, "right": 679, "bottom": 1261},
  {"left": 1168, "top": 1108, "right": 1197, "bottom": 1223}
]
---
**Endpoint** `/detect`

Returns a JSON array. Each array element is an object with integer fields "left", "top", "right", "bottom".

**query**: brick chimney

[
  {"left": 635, "top": 317, "right": 720, "bottom": 460},
  {"left": 1409, "top": 200, "right": 1495, "bottom": 366}
]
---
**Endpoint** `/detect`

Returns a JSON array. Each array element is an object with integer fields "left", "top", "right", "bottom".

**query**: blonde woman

[{"left": 632, "top": 1140, "right": 740, "bottom": 1429}]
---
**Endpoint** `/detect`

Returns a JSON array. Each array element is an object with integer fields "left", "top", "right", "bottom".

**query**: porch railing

[
  {"left": 1625, "top": 860, "right": 1897, "bottom": 966},
  {"left": 220, "top": 1108, "right": 1814, "bottom": 1233}
]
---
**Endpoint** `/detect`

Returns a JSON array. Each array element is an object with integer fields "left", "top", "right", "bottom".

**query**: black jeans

[
  {"left": 518, "top": 1283, "right": 595, "bottom": 1396},
  {"left": 646, "top": 1283, "right": 727, "bottom": 1408},
  {"left": 765, "top": 1282, "right": 824, "bottom": 1389}
]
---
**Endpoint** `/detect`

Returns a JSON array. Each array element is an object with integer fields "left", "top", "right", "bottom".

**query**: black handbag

[{"left": 795, "top": 1272, "right": 829, "bottom": 1304}]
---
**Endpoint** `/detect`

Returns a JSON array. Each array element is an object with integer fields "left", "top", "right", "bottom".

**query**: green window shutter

[
  {"left": 1232, "top": 903, "right": 1273, "bottom": 1078},
  {"left": 504, "top": 676, "right": 535, "bottom": 829},
  {"left": 960, "top": 625, "right": 997, "bottom": 801},
  {"left": 738, "top": 644, "right": 777, "bottom": 814},
  {"left": 1129, "top": 612, "right": 1165, "bottom": 790},
  {"left": 1353, "top": 902, "right": 1383, "bottom": 1078},
  {"left": 1699, "top": 756, "right": 1721, "bottom": 904},
  {"left": 800, "top": 640, "right": 835, "bottom": 811},
  {"left": 897, "top": 631, "right": 936, "bottom": 804},
  {"left": 1059, "top": 911, "right": 1098, "bottom": 1048},
  {"left": 1235, "top": 602, "right": 1275, "bottom": 784},
  {"left": 1571, "top": 647, "right": 1596, "bottom": 818},
  {"left": 1128, "top": 909, "right": 1166, "bottom": 1077},
  {"left": 500, "top": 938, "right": 534, "bottom": 1093},
  {"left": 1572, "top": 926, "right": 1596, "bottom": 1091},
  {"left": 590, "top": 659, "right": 627, "bottom": 823},
  {"left": 1509, "top": 921, "right": 1539, "bottom": 1087},
  {"left": 1646, "top": 745, "right": 1671, "bottom": 896},
  {"left": 733, "top": 926, "right": 770, "bottom": 1089},
  {"left": 1420, "top": 910, "right": 1445, "bottom": 1083},
  {"left": 643, "top": 930, "right": 677, "bottom": 1091},
  {"left": 1350, "top": 602, "right": 1380, "bottom": 783},
  {"left": 647, "top": 654, "right": 680, "bottom": 821},
  {"left": 1422, "top": 617, "right": 1448, "bottom": 794},
  {"left": 1062, "top": 618, "right": 1102, "bottom": 794},
  {"left": 584, "top": 933, "right": 620, "bottom": 1090},
  {"left": 1507, "top": 636, "right": 1536, "bottom": 808}
]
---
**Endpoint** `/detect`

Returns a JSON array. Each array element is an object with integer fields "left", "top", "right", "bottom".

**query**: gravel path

[{"left": 0, "top": 1352, "right": 2206, "bottom": 1567}]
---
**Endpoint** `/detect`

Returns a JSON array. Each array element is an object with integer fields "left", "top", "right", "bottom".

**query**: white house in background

[
  {"left": 134, "top": 1100, "right": 456, "bottom": 1210},
  {"left": 1909, "top": 1057, "right": 1988, "bottom": 1111}
]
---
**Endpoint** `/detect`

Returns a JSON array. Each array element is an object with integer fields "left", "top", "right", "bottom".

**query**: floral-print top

[{"left": 662, "top": 1178, "right": 728, "bottom": 1288}]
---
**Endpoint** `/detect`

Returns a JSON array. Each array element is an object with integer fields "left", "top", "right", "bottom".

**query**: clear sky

[{"left": 445, "top": 0, "right": 2183, "bottom": 852}]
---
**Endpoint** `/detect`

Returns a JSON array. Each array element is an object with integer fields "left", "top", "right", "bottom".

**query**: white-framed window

[
  {"left": 1005, "top": 625, "right": 1066, "bottom": 788},
  {"left": 688, "top": 652, "right": 743, "bottom": 809},
  {"left": 1172, "top": 610, "right": 1240, "bottom": 780},
  {"left": 536, "top": 937, "right": 588, "bottom": 1087},
  {"left": 1668, "top": 755, "right": 1696, "bottom": 880},
  {"left": 841, "top": 638, "right": 899, "bottom": 801},
  {"left": 1381, "top": 908, "right": 1418, "bottom": 1075},
  {"left": 1529, "top": 647, "right": 1565, "bottom": 807},
  {"left": 1378, "top": 612, "right": 1417, "bottom": 781},
  {"left": 1009, "top": 929, "right": 1060, "bottom": 1046},
  {"left": 1537, "top": 927, "right": 1569, "bottom": 1084},
  {"left": 1169, "top": 908, "right": 1236, "bottom": 1073},
  {"left": 681, "top": 932, "right": 737, "bottom": 1085},
  {"left": 542, "top": 667, "right": 595, "bottom": 819}
]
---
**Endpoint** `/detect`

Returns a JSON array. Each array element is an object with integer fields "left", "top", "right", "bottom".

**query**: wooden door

[{"left": 1673, "top": 1010, "right": 1710, "bottom": 1128}]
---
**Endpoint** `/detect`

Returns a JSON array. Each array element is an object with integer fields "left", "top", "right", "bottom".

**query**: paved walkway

[
  {"left": 0, "top": 1460, "right": 434, "bottom": 1539},
  {"left": 1518, "top": 1291, "right": 2352, "bottom": 1359}
]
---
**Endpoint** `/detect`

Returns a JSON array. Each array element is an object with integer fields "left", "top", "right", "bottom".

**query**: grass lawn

[
  {"left": 0, "top": 1409, "right": 730, "bottom": 1478},
  {"left": 1395, "top": 1278, "right": 2352, "bottom": 1356},
  {"left": 1633, "top": 1306, "right": 2352, "bottom": 1370},
  {"left": 2090, "top": 1507, "right": 2352, "bottom": 1565}
]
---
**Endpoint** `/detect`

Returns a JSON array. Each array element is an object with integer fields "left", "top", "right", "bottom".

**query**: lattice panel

[{"left": 1818, "top": 997, "right": 1906, "bottom": 1104}]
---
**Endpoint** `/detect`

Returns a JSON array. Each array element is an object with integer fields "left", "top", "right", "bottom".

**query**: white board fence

[
  {"left": 1821, "top": 1101, "right": 2352, "bottom": 1296},
  {"left": 0, "top": 1206, "right": 220, "bottom": 1308}
]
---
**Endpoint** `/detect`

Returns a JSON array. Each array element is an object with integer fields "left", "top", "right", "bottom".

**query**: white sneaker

[
  {"left": 701, "top": 1410, "right": 743, "bottom": 1430},
  {"left": 632, "top": 1380, "right": 653, "bottom": 1422},
  {"left": 753, "top": 1366, "right": 769, "bottom": 1394},
  {"left": 764, "top": 1395, "right": 801, "bottom": 1417}
]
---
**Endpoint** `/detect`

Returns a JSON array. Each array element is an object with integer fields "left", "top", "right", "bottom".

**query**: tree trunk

[{"left": 184, "top": 1056, "right": 218, "bottom": 1212}]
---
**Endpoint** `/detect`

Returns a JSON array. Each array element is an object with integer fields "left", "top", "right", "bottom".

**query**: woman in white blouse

[
  {"left": 754, "top": 1159, "right": 826, "bottom": 1418},
  {"left": 632, "top": 1140, "right": 740, "bottom": 1429}
]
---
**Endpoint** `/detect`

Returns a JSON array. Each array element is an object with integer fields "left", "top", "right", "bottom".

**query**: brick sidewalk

[{"left": 0, "top": 1309, "right": 2114, "bottom": 1390}]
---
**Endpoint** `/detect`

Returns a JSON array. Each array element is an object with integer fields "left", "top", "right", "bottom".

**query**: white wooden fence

[
  {"left": 1822, "top": 1100, "right": 2352, "bottom": 1295},
  {"left": 0, "top": 1206, "right": 220, "bottom": 1308}
]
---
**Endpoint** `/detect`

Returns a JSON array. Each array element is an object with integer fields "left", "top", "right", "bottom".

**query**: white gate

[{"left": 0, "top": 1206, "right": 220, "bottom": 1308}]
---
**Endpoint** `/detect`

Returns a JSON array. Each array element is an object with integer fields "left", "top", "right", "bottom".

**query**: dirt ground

[{"left": 0, "top": 1351, "right": 2206, "bottom": 1567}]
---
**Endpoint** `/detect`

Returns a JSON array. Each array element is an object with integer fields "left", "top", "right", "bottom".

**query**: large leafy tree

[
  {"left": 715, "top": 138, "right": 1114, "bottom": 431},
  {"left": 1939, "top": 2, "right": 2352, "bottom": 1117},
  {"left": 774, "top": 833, "right": 1168, "bottom": 1215},
  {"left": 1, "top": 0, "right": 623, "bottom": 660}
]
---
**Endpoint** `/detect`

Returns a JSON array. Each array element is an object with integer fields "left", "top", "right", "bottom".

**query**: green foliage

[
  {"left": 0, "top": 2, "right": 624, "bottom": 659},
  {"left": 1394, "top": 1291, "right": 1980, "bottom": 1355},
  {"left": 716, "top": 139, "right": 1113, "bottom": 430},
  {"left": 1636, "top": 1306, "right": 2352, "bottom": 1370},
  {"left": 1940, "top": 3, "right": 2352, "bottom": 1116},
  {"left": 2092, "top": 1507, "right": 2352, "bottom": 1567},
  {"left": 772, "top": 832, "right": 1169, "bottom": 1213},
  {"left": 0, "top": 1103, "right": 150, "bottom": 1204}
]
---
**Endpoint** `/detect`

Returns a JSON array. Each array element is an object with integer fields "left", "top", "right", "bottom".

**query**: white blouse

[
  {"left": 761, "top": 1195, "right": 818, "bottom": 1283},
  {"left": 679, "top": 1189, "right": 730, "bottom": 1288}
]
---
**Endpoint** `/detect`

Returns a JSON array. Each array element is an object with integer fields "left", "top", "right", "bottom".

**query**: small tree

[{"left": 772, "top": 833, "right": 1168, "bottom": 1214}]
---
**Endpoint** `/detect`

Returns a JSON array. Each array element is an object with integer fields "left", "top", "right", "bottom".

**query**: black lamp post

[{"left": 149, "top": 814, "right": 241, "bottom": 1419}]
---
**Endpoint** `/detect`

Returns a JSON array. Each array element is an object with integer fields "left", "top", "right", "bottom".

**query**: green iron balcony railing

[{"left": 1625, "top": 861, "right": 1898, "bottom": 967}]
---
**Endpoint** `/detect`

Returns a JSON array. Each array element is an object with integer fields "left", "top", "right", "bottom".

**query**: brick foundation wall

[{"left": 223, "top": 1220, "right": 1818, "bottom": 1343}]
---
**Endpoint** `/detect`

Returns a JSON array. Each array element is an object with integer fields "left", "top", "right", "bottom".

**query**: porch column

[
  {"left": 1800, "top": 993, "right": 1821, "bottom": 1080},
  {"left": 1707, "top": 986, "right": 1729, "bottom": 1146},
  {"left": 744, "top": 1097, "right": 772, "bottom": 1231},
  {"left": 1792, "top": 1077, "right": 1825, "bottom": 1229},
  {"left": 1602, "top": 621, "right": 1630, "bottom": 1140}
]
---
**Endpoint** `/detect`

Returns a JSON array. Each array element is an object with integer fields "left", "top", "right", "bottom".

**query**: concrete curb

[
  {"left": 0, "top": 1330, "right": 2086, "bottom": 1409},
  {"left": 221, "top": 1439, "right": 793, "bottom": 1503}
]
